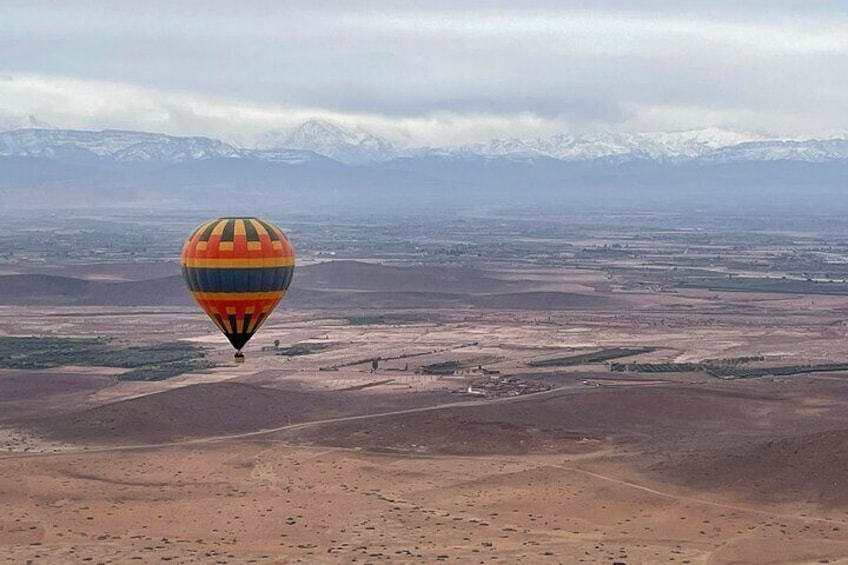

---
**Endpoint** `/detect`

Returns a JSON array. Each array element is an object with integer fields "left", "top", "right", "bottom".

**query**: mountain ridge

[
  {"left": 257, "top": 119, "right": 397, "bottom": 165},
  {"left": 3, "top": 120, "right": 848, "bottom": 165},
  {"left": 1, "top": 122, "right": 846, "bottom": 213}
]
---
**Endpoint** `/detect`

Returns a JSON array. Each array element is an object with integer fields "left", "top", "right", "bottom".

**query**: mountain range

[
  {"left": 0, "top": 119, "right": 846, "bottom": 213},
  {"left": 2, "top": 118, "right": 848, "bottom": 165}
]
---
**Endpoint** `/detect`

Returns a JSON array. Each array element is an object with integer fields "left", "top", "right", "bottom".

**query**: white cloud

[
  {"left": 0, "top": 72, "right": 574, "bottom": 145},
  {"left": 0, "top": 3, "right": 846, "bottom": 143},
  {"left": 358, "top": 11, "right": 848, "bottom": 56}
]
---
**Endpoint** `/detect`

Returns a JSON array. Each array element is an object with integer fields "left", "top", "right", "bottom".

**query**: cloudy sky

[{"left": 1, "top": 1, "right": 846, "bottom": 145}]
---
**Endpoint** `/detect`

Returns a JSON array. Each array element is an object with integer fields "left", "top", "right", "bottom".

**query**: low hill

[
  {"left": 0, "top": 274, "right": 191, "bottom": 306},
  {"left": 0, "top": 261, "right": 617, "bottom": 310},
  {"left": 274, "top": 386, "right": 791, "bottom": 455},
  {"left": 656, "top": 427, "right": 848, "bottom": 507},
  {"left": 295, "top": 260, "right": 521, "bottom": 293},
  {"left": 0, "top": 261, "right": 182, "bottom": 281},
  {"left": 28, "top": 381, "right": 454, "bottom": 444},
  {"left": 28, "top": 382, "right": 355, "bottom": 443}
]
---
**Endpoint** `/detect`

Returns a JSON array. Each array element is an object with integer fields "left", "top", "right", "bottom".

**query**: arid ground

[{"left": 3, "top": 254, "right": 848, "bottom": 564}]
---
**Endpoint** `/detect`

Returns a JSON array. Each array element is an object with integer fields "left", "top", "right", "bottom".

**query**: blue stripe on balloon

[{"left": 182, "top": 266, "right": 294, "bottom": 293}]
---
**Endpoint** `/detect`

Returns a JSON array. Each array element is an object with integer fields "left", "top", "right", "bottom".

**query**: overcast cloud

[{"left": 1, "top": 1, "right": 846, "bottom": 145}]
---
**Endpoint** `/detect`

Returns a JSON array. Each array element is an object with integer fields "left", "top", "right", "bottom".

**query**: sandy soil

[
  {"left": 3, "top": 442, "right": 848, "bottom": 564},
  {"left": 3, "top": 262, "right": 848, "bottom": 563}
]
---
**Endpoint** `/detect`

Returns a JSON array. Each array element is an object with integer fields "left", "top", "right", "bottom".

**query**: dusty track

[
  {"left": 6, "top": 380, "right": 848, "bottom": 531},
  {"left": 254, "top": 442, "right": 848, "bottom": 530},
  {"left": 0, "top": 384, "right": 624, "bottom": 459}
]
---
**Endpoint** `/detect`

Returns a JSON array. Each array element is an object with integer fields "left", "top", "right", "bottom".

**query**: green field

[
  {"left": 345, "top": 312, "right": 434, "bottom": 325},
  {"left": 678, "top": 277, "right": 848, "bottom": 295},
  {"left": 419, "top": 361, "right": 464, "bottom": 375},
  {"left": 0, "top": 336, "right": 214, "bottom": 381},
  {"left": 612, "top": 359, "right": 848, "bottom": 379},
  {"left": 274, "top": 342, "right": 335, "bottom": 356},
  {"left": 528, "top": 347, "right": 655, "bottom": 368}
]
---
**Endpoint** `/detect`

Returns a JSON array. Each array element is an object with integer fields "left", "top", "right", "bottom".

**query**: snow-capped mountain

[
  {"left": 0, "top": 128, "right": 325, "bottom": 165},
  {"left": 700, "top": 138, "right": 848, "bottom": 163},
  {"left": 0, "top": 124, "right": 846, "bottom": 167},
  {"left": 1, "top": 123, "right": 845, "bottom": 213},
  {"left": 257, "top": 119, "right": 396, "bottom": 165},
  {"left": 110, "top": 137, "right": 243, "bottom": 163},
  {"left": 0, "top": 129, "right": 242, "bottom": 162},
  {"left": 452, "top": 128, "right": 759, "bottom": 161}
]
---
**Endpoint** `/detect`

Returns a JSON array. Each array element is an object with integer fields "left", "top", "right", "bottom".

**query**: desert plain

[{"left": 2, "top": 215, "right": 848, "bottom": 564}]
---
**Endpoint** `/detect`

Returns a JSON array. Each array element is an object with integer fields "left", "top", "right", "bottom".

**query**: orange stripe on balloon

[
  {"left": 190, "top": 290, "right": 286, "bottom": 301},
  {"left": 182, "top": 257, "right": 294, "bottom": 268}
]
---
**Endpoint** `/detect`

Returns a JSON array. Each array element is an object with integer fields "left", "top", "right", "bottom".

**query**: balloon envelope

[{"left": 180, "top": 217, "right": 294, "bottom": 351}]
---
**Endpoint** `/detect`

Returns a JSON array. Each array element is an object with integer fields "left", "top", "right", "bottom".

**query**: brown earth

[
  {"left": 0, "top": 370, "right": 117, "bottom": 423},
  {"left": 0, "top": 370, "right": 115, "bottom": 405},
  {"left": 276, "top": 383, "right": 840, "bottom": 456},
  {"left": 277, "top": 409, "right": 608, "bottom": 456},
  {"left": 24, "top": 376, "right": 838, "bottom": 458},
  {"left": 26, "top": 381, "right": 456, "bottom": 444},
  {"left": 0, "top": 261, "right": 182, "bottom": 281},
  {"left": 3, "top": 258, "right": 848, "bottom": 562},
  {"left": 656, "top": 427, "right": 848, "bottom": 508},
  {"left": 0, "top": 274, "right": 191, "bottom": 306}
]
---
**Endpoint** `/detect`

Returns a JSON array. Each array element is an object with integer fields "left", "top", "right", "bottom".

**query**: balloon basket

[{"left": 234, "top": 353, "right": 245, "bottom": 365}]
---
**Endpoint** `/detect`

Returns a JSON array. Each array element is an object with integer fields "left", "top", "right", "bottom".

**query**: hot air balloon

[{"left": 180, "top": 217, "right": 294, "bottom": 363}]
